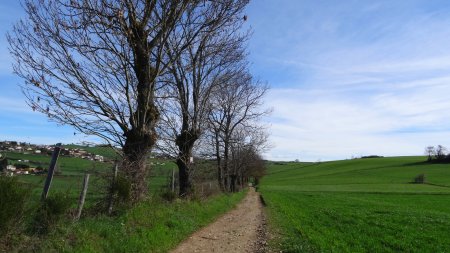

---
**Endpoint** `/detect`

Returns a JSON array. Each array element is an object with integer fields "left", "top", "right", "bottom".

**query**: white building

[
  {"left": 94, "top": 155, "right": 104, "bottom": 162},
  {"left": 6, "top": 165, "right": 16, "bottom": 171}
]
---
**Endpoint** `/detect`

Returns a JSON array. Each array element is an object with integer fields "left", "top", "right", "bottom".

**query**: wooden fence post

[
  {"left": 171, "top": 168, "right": 175, "bottom": 192},
  {"left": 108, "top": 162, "right": 119, "bottom": 215},
  {"left": 75, "top": 173, "right": 90, "bottom": 221},
  {"left": 41, "top": 143, "right": 62, "bottom": 200}
]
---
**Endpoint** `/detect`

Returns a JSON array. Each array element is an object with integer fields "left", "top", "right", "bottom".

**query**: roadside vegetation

[
  {"left": 260, "top": 156, "right": 450, "bottom": 252},
  {"left": 0, "top": 148, "right": 249, "bottom": 252}
]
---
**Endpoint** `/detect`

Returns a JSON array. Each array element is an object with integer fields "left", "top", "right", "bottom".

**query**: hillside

[{"left": 260, "top": 156, "right": 450, "bottom": 252}]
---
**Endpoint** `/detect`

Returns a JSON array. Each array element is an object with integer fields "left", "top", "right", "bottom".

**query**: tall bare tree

[
  {"left": 208, "top": 69, "right": 270, "bottom": 191},
  {"left": 157, "top": 0, "right": 249, "bottom": 197},
  {"left": 7, "top": 0, "right": 209, "bottom": 202},
  {"left": 228, "top": 126, "right": 268, "bottom": 191}
]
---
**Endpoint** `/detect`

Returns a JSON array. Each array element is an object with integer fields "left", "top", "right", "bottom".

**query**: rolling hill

[{"left": 259, "top": 156, "right": 450, "bottom": 252}]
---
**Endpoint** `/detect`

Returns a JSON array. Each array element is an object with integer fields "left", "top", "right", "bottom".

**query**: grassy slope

[
  {"left": 8, "top": 151, "right": 177, "bottom": 200},
  {"left": 4, "top": 151, "right": 245, "bottom": 253},
  {"left": 63, "top": 144, "right": 119, "bottom": 159},
  {"left": 38, "top": 191, "right": 246, "bottom": 253},
  {"left": 260, "top": 157, "right": 450, "bottom": 252}
]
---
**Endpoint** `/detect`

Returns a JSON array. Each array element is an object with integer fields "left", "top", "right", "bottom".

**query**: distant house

[
  {"left": 60, "top": 149, "right": 71, "bottom": 156},
  {"left": 94, "top": 155, "right": 104, "bottom": 162},
  {"left": 6, "top": 165, "right": 16, "bottom": 171},
  {"left": 34, "top": 150, "right": 42, "bottom": 154}
]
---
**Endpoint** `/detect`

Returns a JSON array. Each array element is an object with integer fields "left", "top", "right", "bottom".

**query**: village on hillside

[{"left": 0, "top": 141, "right": 106, "bottom": 176}]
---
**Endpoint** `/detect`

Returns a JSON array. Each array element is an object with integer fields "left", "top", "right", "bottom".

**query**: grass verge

[{"left": 31, "top": 190, "right": 247, "bottom": 252}]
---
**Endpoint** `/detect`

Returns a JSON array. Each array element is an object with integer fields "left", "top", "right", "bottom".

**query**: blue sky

[{"left": 2, "top": 1, "right": 450, "bottom": 161}]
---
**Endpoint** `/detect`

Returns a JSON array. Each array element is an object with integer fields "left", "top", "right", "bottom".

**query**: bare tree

[
  {"left": 7, "top": 0, "right": 210, "bottom": 202},
  {"left": 208, "top": 69, "right": 270, "bottom": 191},
  {"left": 435, "top": 145, "right": 447, "bottom": 161},
  {"left": 157, "top": 0, "right": 249, "bottom": 197},
  {"left": 228, "top": 126, "right": 268, "bottom": 191},
  {"left": 425, "top": 146, "right": 435, "bottom": 162}
]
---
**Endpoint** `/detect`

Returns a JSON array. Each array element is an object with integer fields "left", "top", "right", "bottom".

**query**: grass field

[
  {"left": 5, "top": 150, "right": 178, "bottom": 202},
  {"left": 259, "top": 157, "right": 450, "bottom": 252}
]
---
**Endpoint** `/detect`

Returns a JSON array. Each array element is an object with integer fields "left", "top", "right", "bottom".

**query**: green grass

[
  {"left": 260, "top": 157, "right": 450, "bottom": 252},
  {"left": 3, "top": 151, "right": 246, "bottom": 253},
  {"left": 6, "top": 151, "right": 177, "bottom": 200},
  {"left": 64, "top": 144, "right": 119, "bottom": 159},
  {"left": 35, "top": 190, "right": 246, "bottom": 253},
  {"left": 5, "top": 152, "right": 112, "bottom": 203}
]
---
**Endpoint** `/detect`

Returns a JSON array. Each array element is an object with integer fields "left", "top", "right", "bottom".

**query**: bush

[
  {"left": 112, "top": 175, "right": 131, "bottom": 203},
  {"left": 30, "top": 192, "right": 72, "bottom": 235},
  {"left": 0, "top": 176, "right": 28, "bottom": 237},
  {"left": 361, "top": 155, "right": 384, "bottom": 159},
  {"left": 413, "top": 174, "right": 426, "bottom": 184}
]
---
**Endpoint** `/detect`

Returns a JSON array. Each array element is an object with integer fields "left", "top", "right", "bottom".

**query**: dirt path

[{"left": 171, "top": 187, "right": 267, "bottom": 253}]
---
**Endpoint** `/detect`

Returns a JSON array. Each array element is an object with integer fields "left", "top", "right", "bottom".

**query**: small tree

[
  {"left": 413, "top": 174, "right": 426, "bottom": 184},
  {"left": 435, "top": 145, "right": 447, "bottom": 161},
  {"left": 425, "top": 146, "right": 435, "bottom": 162}
]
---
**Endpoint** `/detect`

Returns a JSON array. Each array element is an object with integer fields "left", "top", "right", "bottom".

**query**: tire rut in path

[{"left": 170, "top": 187, "right": 267, "bottom": 253}]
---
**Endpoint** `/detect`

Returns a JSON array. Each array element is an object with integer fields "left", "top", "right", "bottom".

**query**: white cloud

[
  {"left": 251, "top": 1, "right": 450, "bottom": 161},
  {"left": 265, "top": 79, "right": 450, "bottom": 161}
]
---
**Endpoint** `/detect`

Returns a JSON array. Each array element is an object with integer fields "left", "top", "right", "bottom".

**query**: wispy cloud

[
  {"left": 250, "top": 1, "right": 450, "bottom": 161},
  {"left": 0, "top": 96, "right": 33, "bottom": 114}
]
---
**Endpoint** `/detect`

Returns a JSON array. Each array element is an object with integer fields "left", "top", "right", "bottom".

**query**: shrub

[
  {"left": 413, "top": 174, "right": 426, "bottom": 184},
  {"left": 112, "top": 175, "right": 131, "bottom": 203},
  {"left": 30, "top": 192, "right": 72, "bottom": 235},
  {"left": 0, "top": 176, "right": 28, "bottom": 237}
]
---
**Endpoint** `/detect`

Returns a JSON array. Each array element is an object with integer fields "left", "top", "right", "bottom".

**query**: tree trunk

[
  {"left": 175, "top": 128, "right": 199, "bottom": 197},
  {"left": 122, "top": 127, "right": 156, "bottom": 202},
  {"left": 177, "top": 158, "right": 192, "bottom": 197},
  {"left": 214, "top": 131, "right": 224, "bottom": 191},
  {"left": 229, "top": 175, "right": 237, "bottom": 192},
  {"left": 223, "top": 137, "right": 230, "bottom": 192}
]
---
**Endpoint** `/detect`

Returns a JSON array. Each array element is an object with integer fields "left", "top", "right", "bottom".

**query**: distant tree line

[{"left": 424, "top": 145, "right": 450, "bottom": 162}]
